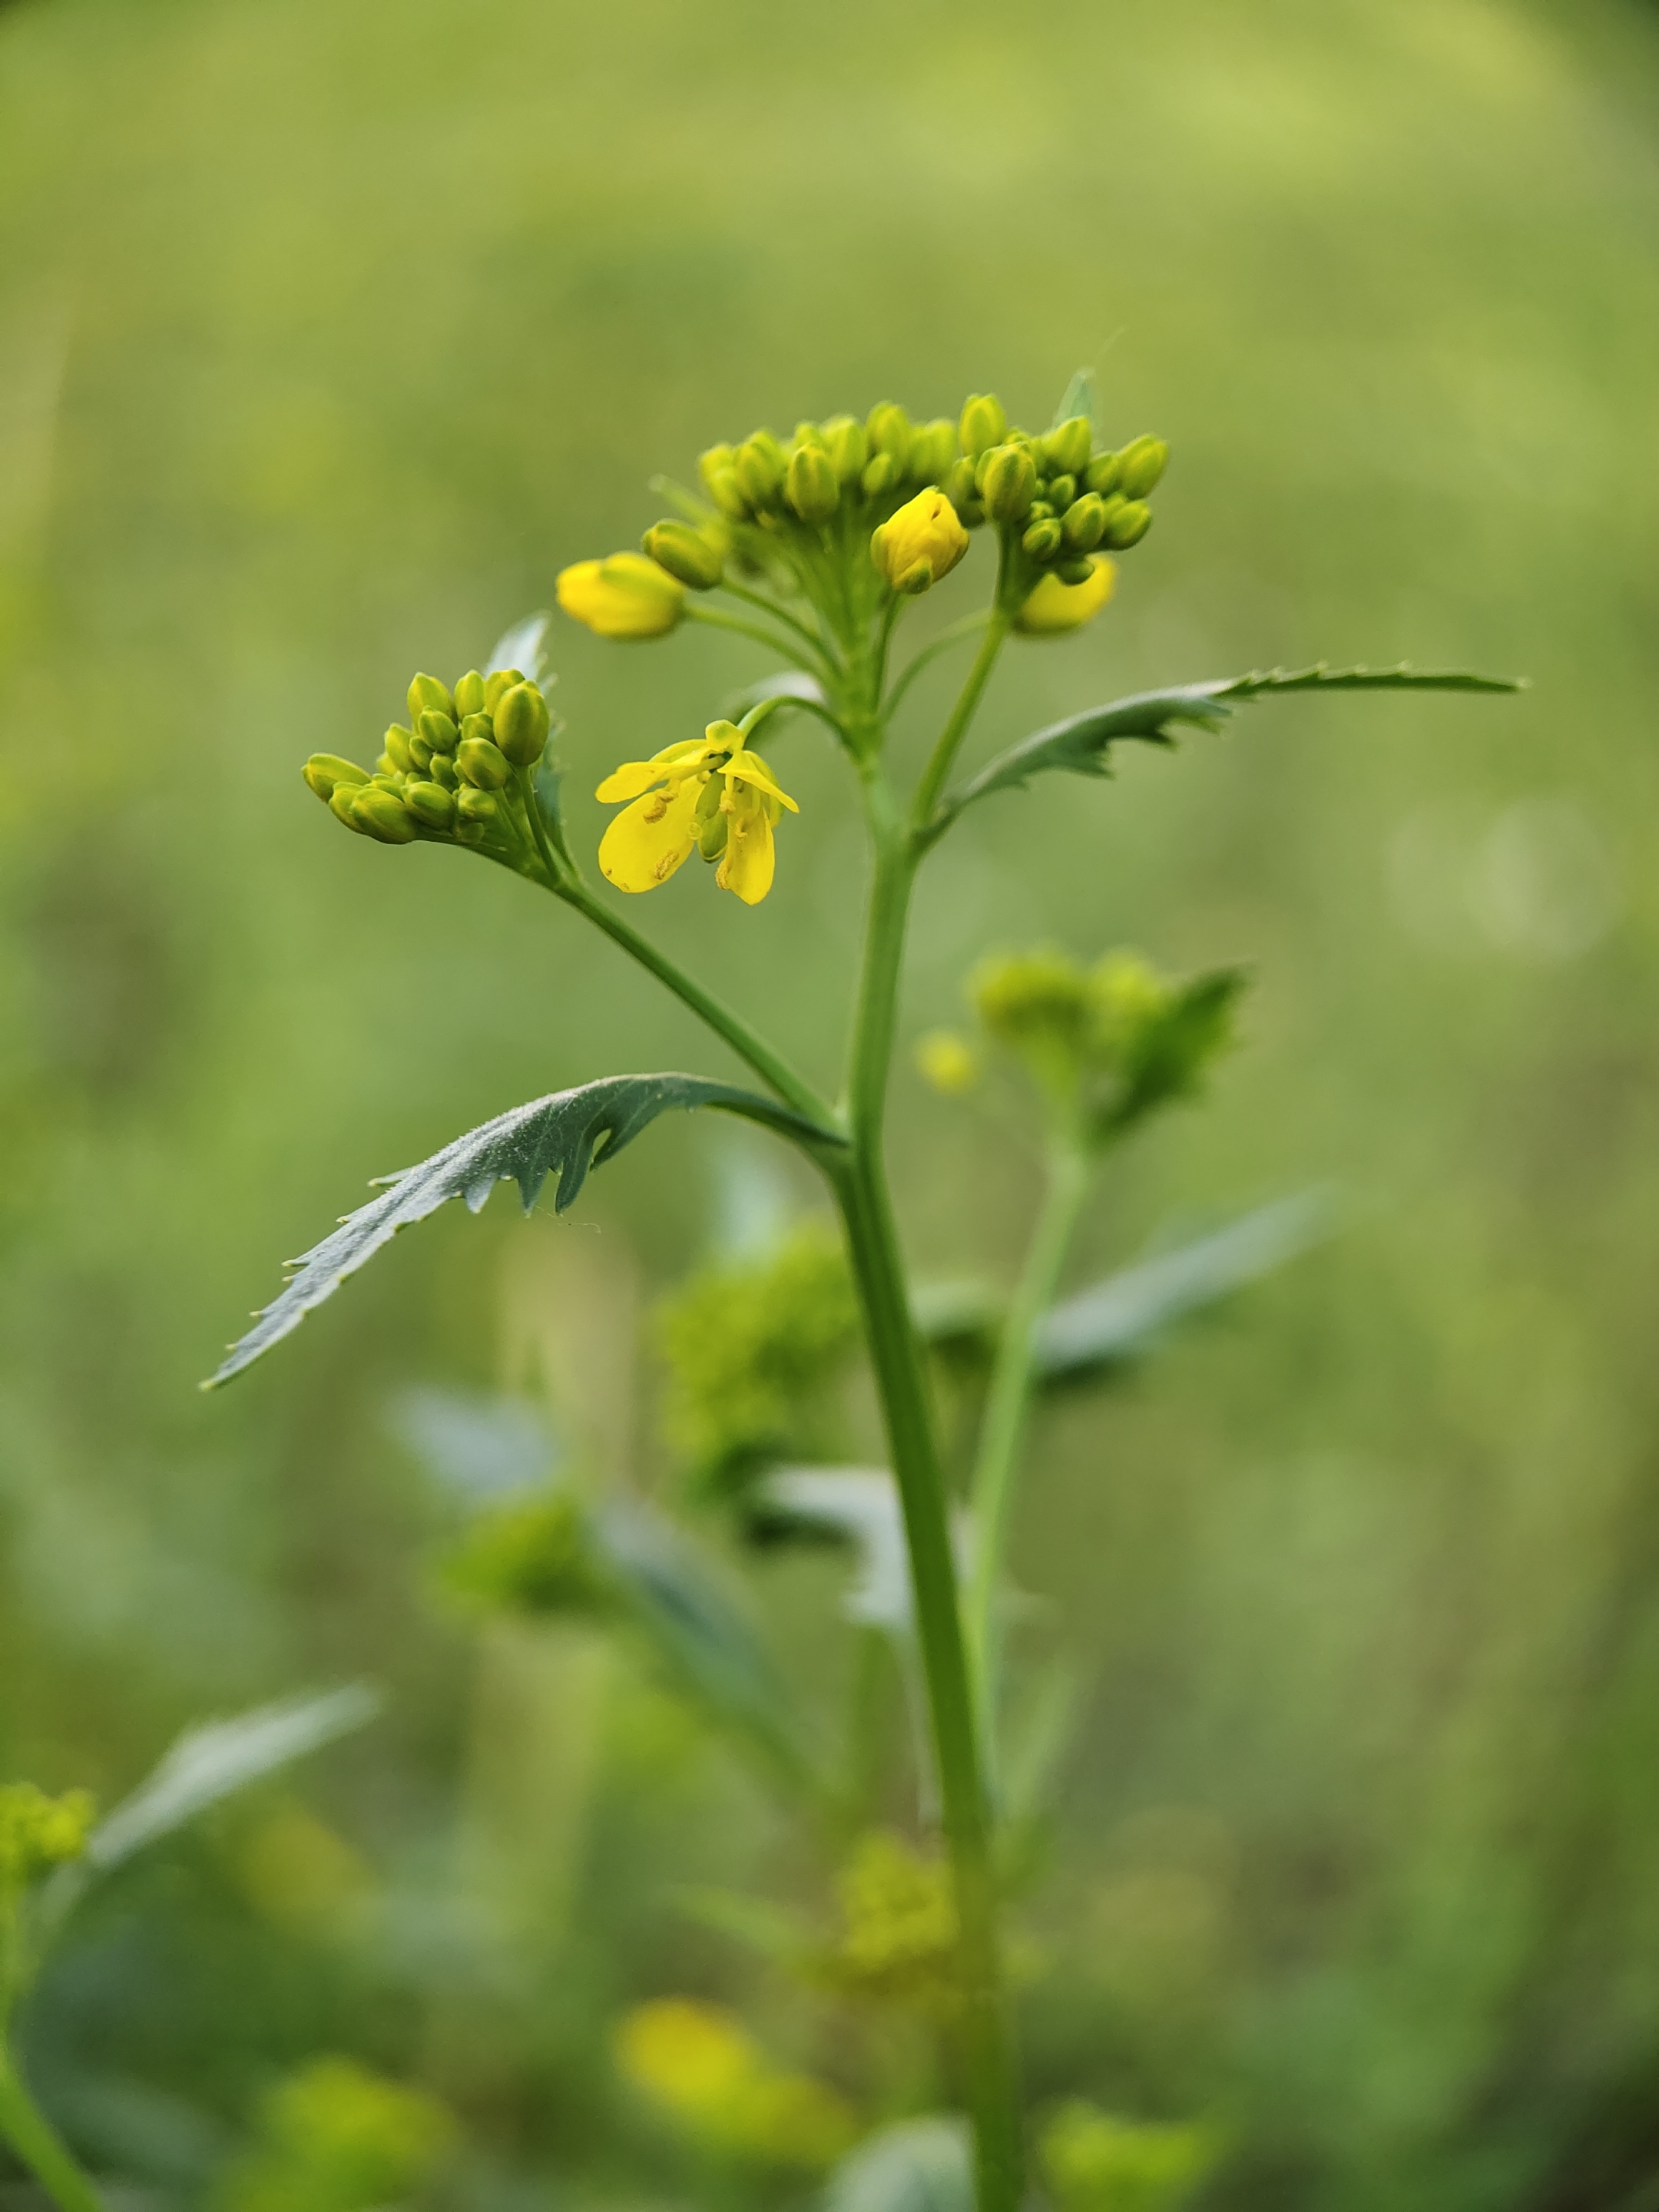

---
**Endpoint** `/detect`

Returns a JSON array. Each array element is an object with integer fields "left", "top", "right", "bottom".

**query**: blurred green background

[{"left": 2, "top": 0, "right": 1658, "bottom": 2204}]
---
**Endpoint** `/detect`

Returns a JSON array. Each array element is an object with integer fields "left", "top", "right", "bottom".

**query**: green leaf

[
  {"left": 1035, "top": 1187, "right": 1332, "bottom": 1383},
  {"left": 1051, "top": 366, "right": 1096, "bottom": 429},
  {"left": 486, "top": 609, "right": 551, "bottom": 683},
  {"left": 1096, "top": 965, "right": 1247, "bottom": 1141},
  {"left": 824, "top": 2117, "right": 973, "bottom": 2212},
  {"left": 936, "top": 664, "right": 1522, "bottom": 828},
  {"left": 757, "top": 1467, "right": 916, "bottom": 1634},
  {"left": 667, "top": 1882, "right": 816, "bottom": 1965},
  {"left": 207, "top": 1075, "right": 837, "bottom": 1387}
]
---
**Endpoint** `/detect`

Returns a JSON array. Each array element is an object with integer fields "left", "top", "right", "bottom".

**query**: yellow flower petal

[
  {"left": 598, "top": 776, "right": 703, "bottom": 892},
  {"left": 557, "top": 552, "right": 684, "bottom": 641},
  {"left": 714, "top": 790, "right": 777, "bottom": 905},
  {"left": 723, "top": 747, "right": 799, "bottom": 813},
  {"left": 1013, "top": 555, "right": 1117, "bottom": 637},
  {"left": 594, "top": 759, "right": 668, "bottom": 803}
]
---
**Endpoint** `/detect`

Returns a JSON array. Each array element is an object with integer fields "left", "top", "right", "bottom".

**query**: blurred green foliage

[{"left": 2, "top": 0, "right": 1658, "bottom": 2207}]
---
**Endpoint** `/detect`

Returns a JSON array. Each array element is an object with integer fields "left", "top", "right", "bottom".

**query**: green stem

[
  {"left": 965, "top": 1138, "right": 1091, "bottom": 1742},
  {"left": 716, "top": 579, "right": 839, "bottom": 670},
  {"left": 885, "top": 610, "right": 991, "bottom": 719},
  {"left": 558, "top": 879, "right": 837, "bottom": 1131},
  {"left": 0, "top": 2049, "right": 103, "bottom": 2212},
  {"left": 910, "top": 578, "right": 1012, "bottom": 832},
  {"left": 830, "top": 757, "right": 1024, "bottom": 2212},
  {"left": 685, "top": 601, "right": 829, "bottom": 671}
]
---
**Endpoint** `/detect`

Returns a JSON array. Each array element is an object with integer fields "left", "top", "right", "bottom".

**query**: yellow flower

[
  {"left": 1013, "top": 553, "right": 1117, "bottom": 636},
  {"left": 615, "top": 1999, "right": 855, "bottom": 2171},
  {"left": 596, "top": 720, "right": 798, "bottom": 905},
  {"left": 870, "top": 487, "right": 969, "bottom": 594},
  {"left": 556, "top": 551, "right": 684, "bottom": 640},
  {"left": 915, "top": 1030, "right": 979, "bottom": 1095}
]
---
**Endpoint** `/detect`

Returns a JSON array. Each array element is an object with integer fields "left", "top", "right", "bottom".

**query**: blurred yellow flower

[
  {"left": 916, "top": 1029, "right": 979, "bottom": 1094},
  {"left": 871, "top": 487, "right": 969, "bottom": 594},
  {"left": 1014, "top": 554, "right": 1116, "bottom": 636},
  {"left": 557, "top": 551, "right": 684, "bottom": 639},
  {"left": 615, "top": 1998, "right": 855, "bottom": 2168},
  {"left": 596, "top": 720, "right": 798, "bottom": 904}
]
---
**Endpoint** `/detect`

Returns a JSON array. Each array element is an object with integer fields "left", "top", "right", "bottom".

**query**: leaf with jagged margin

[
  {"left": 824, "top": 2117, "right": 974, "bottom": 2212},
  {"left": 934, "top": 664, "right": 1522, "bottom": 831},
  {"left": 1034, "top": 1187, "right": 1333, "bottom": 1383},
  {"left": 595, "top": 1498, "right": 818, "bottom": 1790},
  {"left": 207, "top": 1075, "right": 840, "bottom": 1388}
]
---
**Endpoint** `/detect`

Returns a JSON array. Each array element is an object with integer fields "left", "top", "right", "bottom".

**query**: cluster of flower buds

[
  {"left": 301, "top": 667, "right": 553, "bottom": 849},
  {"left": 696, "top": 402, "right": 961, "bottom": 537},
  {"left": 0, "top": 1780, "right": 94, "bottom": 1902}
]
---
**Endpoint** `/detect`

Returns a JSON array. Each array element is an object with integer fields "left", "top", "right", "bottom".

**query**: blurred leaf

[
  {"left": 85, "top": 1685, "right": 381, "bottom": 1875},
  {"left": 909, "top": 1278, "right": 1002, "bottom": 1358},
  {"left": 390, "top": 1386, "right": 557, "bottom": 1503},
  {"left": 1000, "top": 1658, "right": 1081, "bottom": 1830},
  {"left": 1094, "top": 965, "right": 1247, "bottom": 1142},
  {"left": 823, "top": 2116, "right": 973, "bottom": 2212},
  {"left": 757, "top": 1467, "right": 915, "bottom": 1634},
  {"left": 1035, "top": 1188, "right": 1333, "bottom": 1384},
  {"left": 668, "top": 1883, "right": 816, "bottom": 1965},
  {"left": 485, "top": 609, "right": 551, "bottom": 684},
  {"left": 207, "top": 1075, "right": 838, "bottom": 1386},
  {"left": 1052, "top": 367, "right": 1096, "bottom": 428},
  {"left": 939, "top": 665, "right": 1521, "bottom": 826},
  {"left": 595, "top": 1498, "right": 817, "bottom": 1789}
]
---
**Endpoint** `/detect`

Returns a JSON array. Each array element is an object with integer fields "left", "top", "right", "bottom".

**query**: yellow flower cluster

[
  {"left": 596, "top": 718, "right": 797, "bottom": 906},
  {"left": 616, "top": 1998, "right": 855, "bottom": 2169},
  {"left": 0, "top": 1781, "right": 94, "bottom": 1902}
]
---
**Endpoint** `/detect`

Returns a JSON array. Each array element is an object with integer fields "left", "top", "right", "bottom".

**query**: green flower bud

[
  {"left": 1022, "top": 516, "right": 1064, "bottom": 561},
  {"left": 866, "top": 402, "right": 912, "bottom": 462},
  {"left": 1084, "top": 452, "right": 1123, "bottom": 496},
  {"left": 978, "top": 442, "right": 1037, "bottom": 525},
  {"left": 786, "top": 442, "right": 840, "bottom": 525},
  {"left": 459, "top": 711, "right": 492, "bottom": 745},
  {"left": 733, "top": 437, "right": 783, "bottom": 508},
  {"left": 1117, "top": 435, "right": 1167, "bottom": 498},
  {"left": 404, "top": 779, "right": 457, "bottom": 830},
  {"left": 429, "top": 751, "right": 460, "bottom": 790},
  {"left": 792, "top": 419, "right": 826, "bottom": 449},
  {"left": 1062, "top": 494, "right": 1108, "bottom": 552},
  {"left": 1104, "top": 499, "right": 1153, "bottom": 549},
  {"left": 908, "top": 418, "right": 958, "bottom": 485},
  {"left": 407, "top": 673, "right": 453, "bottom": 724},
  {"left": 494, "top": 681, "right": 550, "bottom": 767},
  {"left": 351, "top": 786, "right": 418, "bottom": 843},
  {"left": 406, "top": 734, "right": 432, "bottom": 773},
  {"left": 1026, "top": 500, "right": 1055, "bottom": 522},
  {"left": 943, "top": 457, "right": 979, "bottom": 515},
  {"left": 482, "top": 668, "right": 523, "bottom": 714},
  {"left": 697, "top": 443, "right": 737, "bottom": 496},
  {"left": 382, "top": 723, "right": 416, "bottom": 774},
  {"left": 706, "top": 467, "right": 750, "bottom": 522},
  {"left": 959, "top": 393, "right": 1007, "bottom": 459},
  {"left": 861, "top": 451, "right": 901, "bottom": 498},
  {"left": 376, "top": 754, "right": 403, "bottom": 780},
  {"left": 1055, "top": 557, "right": 1097, "bottom": 584},
  {"left": 302, "top": 753, "right": 369, "bottom": 802},
  {"left": 329, "top": 784, "right": 370, "bottom": 832},
  {"left": 822, "top": 415, "right": 868, "bottom": 484},
  {"left": 1042, "top": 416, "right": 1093, "bottom": 477},
  {"left": 1045, "top": 473, "right": 1077, "bottom": 512},
  {"left": 456, "top": 786, "right": 498, "bottom": 825},
  {"left": 419, "top": 707, "right": 459, "bottom": 754},
  {"left": 452, "top": 670, "right": 487, "bottom": 719},
  {"left": 458, "top": 736, "right": 512, "bottom": 789},
  {"left": 642, "top": 518, "right": 724, "bottom": 590}
]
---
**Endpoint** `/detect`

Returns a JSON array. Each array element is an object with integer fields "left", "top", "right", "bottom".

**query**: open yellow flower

[
  {"left": 557, "top": 551, "right": 684, "bottom": 640},
  {"left": 596, "top": 720, "right": 798, "bottom": 905},
  {"left": 1013, "top": 553, "right": 1117, "bottom": 636}
]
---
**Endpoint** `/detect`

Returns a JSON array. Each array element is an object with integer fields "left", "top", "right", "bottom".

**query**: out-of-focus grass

[{"left": 2, "top": 0, "right": 1658, "bottom": 2205}]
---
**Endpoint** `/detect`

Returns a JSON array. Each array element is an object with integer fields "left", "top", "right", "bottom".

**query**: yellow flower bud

[
  {"left": 1062, "top": 495, "right": 1108, "bottom": 551},
  {"left": 916, "top": 1030, "right": 979, "bottom": 1095},
  {"left": 643, "top": 518, "right": 724, "bottom": 590},
  {"left": 697, "top": 443, "right": 736, "bottom": 496},
  {"left": 351, "top": 786, "right": 418, "bottom": 843},
  {"left": 456, "top": 786, "right": 498, "bottom": 825},
  {"left": 908, "top": 418, "right": 959, "bottom": 485},
  {"left": 870, "top": 488, "right": 969, "bottom": 595},
  {"left": 419, "top": 707, "right": 459, "bottom": 754},
  {"left": 329, "top": 785, "right": 369, "bottom": 832},
  {"left": 428, "top": 752, "right": 459, "bottom": 791},
  {"left": 705, "top": 468, "right": 750, "bottom": 521},
  {"left": 959, "top": 392, "right": 1007, "bottom": 459},
  {"left": 1084, "top": 452, "right": 1122, "bottom": 496},
  {"left": 557, "top": 552, "right": 684, "bottom": 641},
  {"left": 493, "top": 681, "right": 550, "bottom": 767},
  {"left": 1045, "top": 474, "right": 1077, "bottom": 512},
  {"left": 866, "top": 402, "right": 912, "bottom": 462},
  {"left": 822, "top": 415, "right": 868, "bottom": 484},
  {"left": 733, "top": 438, "right": 783, "bottom": 509},
  {"left": 1117, "top": 435, "right": 1168, "bottom": 498},
  {"left": 1021, "top": 516, "right": 1063, "bottom": 561},
  {"left": 404, "top": 780, "right": 456, "bottom": 830},
  {"left": 786, "top": 444, "right": 839, "bottom": 525},
  {"left": 382, "top": 723, "right": 416, "bottom": 774},
  {"left": 407, "top": 673, "right": 452, "bottom": 724},
  {"left": 977, "top": 443, "right": 1037, "bottom": 525},
  {"left": 452, "top": 670, "right": 487, "bottom": 719},
  {"left": 1104, "top": 500, "right": 1152, "bottom": 549},
  {"left": 1042, "top": 416, "right": 1093, "bottom": 477},
  {"left": 1012, "top": 554, "right": 1117, "bottom": 636},
  {"left": 458, "top": 735, "right": 512, "bottom": 789},
  {"left": 302, "top": 754, "right": 369, "bottom": 802},
  {"left": 859, "top": 452, "right": 898, "bottom": 498},
  {"left": 483, "top": 667, "right": 523, "bottom": 714}
]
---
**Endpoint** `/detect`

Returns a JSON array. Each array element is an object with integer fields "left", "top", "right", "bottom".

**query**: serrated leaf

[
  {"left": 936, "top": 664, "right": 1521, "bottom": 829},
  {"left": 824, "top": 2117, "right": 974, "bottom": 2212},
  {"left": 486, "top": 610, "right": 551, "bottom": 684},
  {"left": 1035, "top": 1188, "right": 1333, "bottom": 1383},
  {"left": 208, "top": 1075, "right": 838, "bottom": 1386},
  {"left": 1051, "top": 366, "right": 1095, "bottom": 429},
  {"left": 88, "top": 1685, "right": 381, "bottom": 1873},
  {"left": 595, "top": 1498, "right": 815, "bottom": 1787}
]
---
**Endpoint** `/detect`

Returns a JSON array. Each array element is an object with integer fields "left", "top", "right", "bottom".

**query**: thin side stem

[
  {"left": 885, "top": 610, "right": 991, "bottom": 719},
  {"left": 558, "top": 879, "right": 836, "bottom": 1131},
  {"left": 716, "top": 579, "right": 838, "bottom": 669},
  {"left": 965, "top": 1139, "right": 1091, "bottom": 1740},
  {"left": 910, "top": 565, "right": 1012, "bottom": 832},
  {"left": 685, "top": 601, "right": 829, "bottom": 671},
  {"left": 0, "top": 2051, "right": 103, "bottom": 2212}
]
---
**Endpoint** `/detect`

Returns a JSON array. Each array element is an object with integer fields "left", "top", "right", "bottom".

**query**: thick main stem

[
  {"left": 0, "top": 2051, "right": 103, "bottom": 2212},
  {"left": 966, "top": 1139, "right": 1091, "bottom": 1738},
  {"left": 833, "top": 761, "right": 1024, "bottom": 2212}
]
